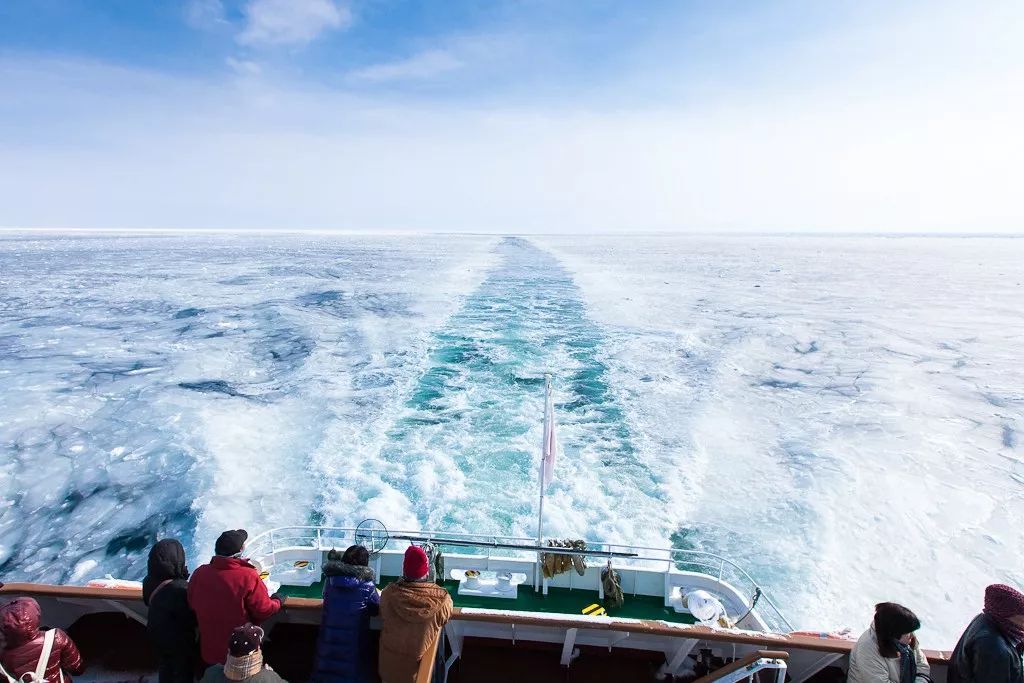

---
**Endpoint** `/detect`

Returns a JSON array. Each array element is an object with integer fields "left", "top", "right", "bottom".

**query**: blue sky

[
  {"left": 0, "top": 1, "right": 835, "bottom": 102},
  {"left": 0, "top": 0, "right": 1022, "bottom": 232}
]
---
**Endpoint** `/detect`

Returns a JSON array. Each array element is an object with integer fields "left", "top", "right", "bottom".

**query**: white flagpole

[{"left": 535, "top": 373, "right": 552, "bottom": 591}]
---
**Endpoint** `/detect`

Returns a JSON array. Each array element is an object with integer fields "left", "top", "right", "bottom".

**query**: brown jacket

[{"left": 378, "top": 581, "right": 453, "bottom": 683}]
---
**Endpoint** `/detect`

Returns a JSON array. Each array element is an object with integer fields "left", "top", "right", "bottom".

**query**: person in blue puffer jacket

[{"left": 312, "top": 545, "right": 381, "bottom": 683}]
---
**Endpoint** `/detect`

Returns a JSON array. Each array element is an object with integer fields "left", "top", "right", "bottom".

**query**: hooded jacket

[
  {"left": 847, "top": 625, "right": 930, "bottom": 683},
  {"left": 312, "top": 562, "right": 380, "bottom": 683},
  {"left": 947, "top": 613, "right": 1024, "bottom": 683},
  {"left": 188, "top": 556, "right": 282, "bottom": 666},
  {"left": 143, "top": 540, "right": 198, "bottom": 663},
  {"left": 0, "top": 598, "right": 84, "bottom": 683},
  {"left": 378, "top": 581, "right": 452, "bottom": 683}
]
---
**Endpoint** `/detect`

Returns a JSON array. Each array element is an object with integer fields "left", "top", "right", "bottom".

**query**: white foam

[
  {"left": 305, "top": 237, "right": 500, "bottom": 531},
  {"left": 533, "top": 235, "right": 1024, "bottom": 646},
  {"left": 3, "top": 233, "right": 1021, "bottom": 646},
  {"left": 0, "top": 233, "right": 499, "bottom": 580}
]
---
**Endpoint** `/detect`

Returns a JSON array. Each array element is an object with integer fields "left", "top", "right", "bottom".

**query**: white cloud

[
  {"left": 226, "top": 57, "right": 262, "bottom": 76},
  {"left": 185, "top": 0, "right": 228, "bottom": 31},
  {"left": 238, "top": 0, "right": 352, "bottom": 48},
  {"left": 346, "top": 50, "right": 464, "bottom": 84},
  {"left": 2, "top": 1, "right": 1023, "bottom": 233}
]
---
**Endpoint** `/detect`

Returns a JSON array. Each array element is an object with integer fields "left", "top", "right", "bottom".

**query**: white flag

[{"left": 541, "top": 379, "right": 557, "bottom": 487}]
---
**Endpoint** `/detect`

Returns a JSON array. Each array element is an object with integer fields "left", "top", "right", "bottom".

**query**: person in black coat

[
  {"left": 312, "top": 545, "right": 380, "bottom": 683},
  {"left": 144, "top": 539, "right": 199, "bottom": 683},
  {"left": 947, "top": 583, "right": 1024, "bottom": 683}
]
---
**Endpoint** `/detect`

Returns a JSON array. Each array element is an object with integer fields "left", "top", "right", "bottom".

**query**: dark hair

[
  {"left": 341, "top": 544, "right": 370, "bottom": 567},
  {"left": 874, "top": 602, "right": 921, "bottom": 658}
]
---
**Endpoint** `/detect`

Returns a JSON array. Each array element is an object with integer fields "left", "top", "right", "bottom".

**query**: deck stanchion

[{"left": 534, "top": 374, "right": 554, "bottom": 592}]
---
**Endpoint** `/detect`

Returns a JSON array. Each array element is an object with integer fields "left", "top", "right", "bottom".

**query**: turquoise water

[
  {"left": 319, "top": 237, "right": 667, "bottom": 542},
  {"left": 2, "top": 232, "right": 1022, "bottom": 646}
]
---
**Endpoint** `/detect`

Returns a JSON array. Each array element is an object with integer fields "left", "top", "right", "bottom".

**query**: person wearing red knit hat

[
  {"left": 947, "top": 583, "right": 1024, "bottom": 683},
  {"left": 377, "top": 546, "right": 453, "bottom": 683}
]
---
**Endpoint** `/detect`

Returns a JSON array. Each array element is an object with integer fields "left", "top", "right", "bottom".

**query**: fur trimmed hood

[{"left": 323, "top": 561, "right": 375, "bottom": 582}]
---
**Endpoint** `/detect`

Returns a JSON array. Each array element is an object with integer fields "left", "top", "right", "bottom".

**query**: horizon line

[{"left": 1, "top": 227, "right": 1022, "bottom": 239}]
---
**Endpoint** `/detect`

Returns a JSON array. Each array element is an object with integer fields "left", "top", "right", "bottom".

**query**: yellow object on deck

[{"left": 582, "top": 603, "right": 606, "bottom": 616}]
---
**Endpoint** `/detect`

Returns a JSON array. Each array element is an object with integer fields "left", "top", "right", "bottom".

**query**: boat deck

[
  {"left": 3, "top": 583, "right": 936, "bottom": 683},
  {"left": 280, "top": 578, "right": 700, "bottom": 625},
  {"left": 65, "top": 616, "right": 790, "bottom": 683}
]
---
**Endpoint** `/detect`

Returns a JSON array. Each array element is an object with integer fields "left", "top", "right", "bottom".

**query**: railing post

[{"left": 718, "top": 559, "right": 724, "bottom": 582}]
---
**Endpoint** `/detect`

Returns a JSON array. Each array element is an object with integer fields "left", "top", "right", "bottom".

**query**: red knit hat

[
  {"left": 403, "top": 545, "right": 430, "bottom": 580},
  {"left": 984, "top": 583, "right": 1024, "bottom": 641}
]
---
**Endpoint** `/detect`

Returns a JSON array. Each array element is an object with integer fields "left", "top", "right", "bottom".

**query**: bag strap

[
  {"left": 148, "top": 579, "right": 173, "bottom": 604},
  {"left": 33, "top": 629, "right": 56, "bottom": 683},
  {"left": 0, "top": 660, "right": 21, "bottom": 683}
]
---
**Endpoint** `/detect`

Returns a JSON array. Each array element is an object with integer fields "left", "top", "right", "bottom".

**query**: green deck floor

[{"left": 280, "top": 577, "right": 697, "bottom": 624}]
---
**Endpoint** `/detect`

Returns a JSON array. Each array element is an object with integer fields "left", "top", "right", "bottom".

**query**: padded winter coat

[
  {"left": 0, "top": 598, "right": 84, "bottom": 683},
  {"left": 311, "top": 563, "right": 380, "bottom": 683},
  {"left": 143, "top": 540, "right": 198, "bottom": 666},
  {"left": 187, "top": 556, "right": 281, "bottom": 665},
  {"left": 847, "top": 625, "right": 930, "bottom": 683},
  {"left": 947, "top": 613, "right": 1024, "bottom": 683},
  {"left": 378, "top": 581, "right": 452, "bottom": 683}
]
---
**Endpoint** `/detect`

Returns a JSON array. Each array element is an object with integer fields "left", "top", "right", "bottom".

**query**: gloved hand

[{"left": 270, "top": 592, "right": 287, "bottom": 606}]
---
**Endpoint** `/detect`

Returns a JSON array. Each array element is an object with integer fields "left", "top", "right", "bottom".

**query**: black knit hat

[
  {"left": 228, "top": 624, "right": 264, "bottom": 657},
  {"left": 215, "top": 529, "right": 248, "bottom": 556}
]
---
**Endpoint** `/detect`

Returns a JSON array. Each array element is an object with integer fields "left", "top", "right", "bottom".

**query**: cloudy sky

[{"left": 1, "top": 0, "right": 1021, "bottom": 233}]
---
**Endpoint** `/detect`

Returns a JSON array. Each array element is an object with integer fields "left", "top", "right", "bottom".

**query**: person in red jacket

[
  {"left": 188, "top": 529, "right": 283, "bottom": 667},
  {"left": 0, "top": 598, "right": 85, "bottom": 683}
]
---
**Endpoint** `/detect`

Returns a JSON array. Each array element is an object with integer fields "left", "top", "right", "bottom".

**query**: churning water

[{"left": 1, "top": 232, "right": 1021, "bottom": 646}]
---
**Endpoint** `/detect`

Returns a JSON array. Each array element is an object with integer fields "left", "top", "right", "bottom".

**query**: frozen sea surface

[{"left": 1, "top": 232, "right": 1022, "bottom": 646}]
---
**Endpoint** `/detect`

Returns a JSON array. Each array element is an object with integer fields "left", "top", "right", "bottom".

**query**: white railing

[
  {"left": 692, "top": 651, "right": 788, "bottom": 683},
  {"left": 597, "top": 542, "right": 792, "bottom": 631},
  {"left": 246, "top": 526, "right": 539, "bottom": 559},
  {"left": 246, "top": 526, "right": 792, "bottom": 631}
]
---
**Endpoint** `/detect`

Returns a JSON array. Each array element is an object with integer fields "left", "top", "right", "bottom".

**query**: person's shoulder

[
  {"left": 426, "top": 582, "right": 449, "bottom": 597},
  {"left": 225, "top": 558, "right": 260, "bottom": 577},
  {"left": 165, "top": 578, "right": 190, "bottom": 592},
  {"left": 254, "top": 667, "right": 287, "bottom": 683},
  {"left": 163, "top": 580, "right": 192, "bottom": 604},
  {"left": 847, "top": 628, "right": 883, "bottom": 674},
  {"left": 970, "top": 620, "right": 1014, "bottom": 657},
  {"left": 418, "top": 582, "right": 451, "bottom": 607},
  {"left": 51, "top": 627, "right": 75, "bottom": 647},
  {"left": 200, "top": 664, "right": 226, "bottom": 683},
  {"left": 190, "top": 562, "right": 212, "bottom": 579},
  {"left": 850, "top": 627, "right": 874, "bottom": 651}
]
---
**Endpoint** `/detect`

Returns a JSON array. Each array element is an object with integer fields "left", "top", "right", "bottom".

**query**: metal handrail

[
  {"left": 691, "top": 650, "right": 789, "bottom": 683},
  {"left": 612, "top": 544, "right": 789, "bottom": 628},
  {"left": 389, "top": 534, "right": 638, "bottom": 558},
  {"left": 598, "top": 541, "right": 792, "bottom": 630},
  {"left": 246, "top": 525, "right": 792, "bottom": 630}
]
